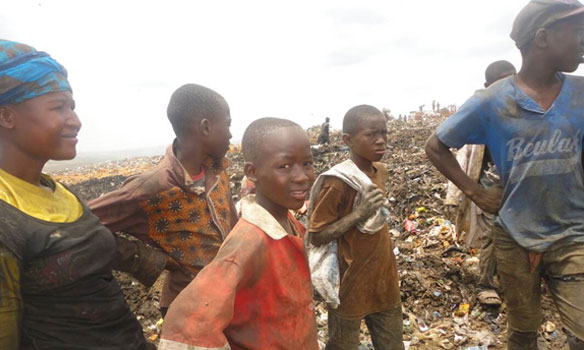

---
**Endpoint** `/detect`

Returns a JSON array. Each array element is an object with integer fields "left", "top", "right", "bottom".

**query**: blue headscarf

[{"left": 0, "top": 39, "right": 71, "bottom": 105}]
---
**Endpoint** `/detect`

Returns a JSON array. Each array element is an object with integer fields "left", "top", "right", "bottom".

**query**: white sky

[{"left": 3, "top": 0, "right": 583, "bottom": 153}]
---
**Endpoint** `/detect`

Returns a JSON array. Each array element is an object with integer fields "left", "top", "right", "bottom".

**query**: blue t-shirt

[{"left": 436, "top": 73, "right": 584, "bottom": 252}]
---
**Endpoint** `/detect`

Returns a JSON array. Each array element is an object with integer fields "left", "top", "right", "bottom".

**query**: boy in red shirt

[{"left": 159, "top": 118, "right": 319, "bottom": 350}]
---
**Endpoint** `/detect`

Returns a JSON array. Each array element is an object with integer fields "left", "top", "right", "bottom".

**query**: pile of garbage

[{"left": 51, "top": 114, "right": 568, "bottom": 350}]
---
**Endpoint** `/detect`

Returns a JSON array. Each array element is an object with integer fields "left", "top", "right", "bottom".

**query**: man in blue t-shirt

[{"left": 426, "top": 1, "right": 584, "bottom": 349}]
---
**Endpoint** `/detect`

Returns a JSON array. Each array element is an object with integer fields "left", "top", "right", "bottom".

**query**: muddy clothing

[
  {"left": 309, "top": 162, "right": 401, "bottom": 319},
  {"left": 159, "top": 196, "right": 319, "bottom": 350},
  {"left": 0, "top": 175, "right": 149, "bottom": 350},
  {"left": 89, "top": 143, "right": 238, "bottom": 308},
  {"left": 437, "top": 74, "right": 584, "bottom": 252},
  {"left": 326, "top": 306, "right": 405, "bottom": 350},
  {"left": 436, "top": 73, "right": 584, "bottom": 345},
  {"left": 493, "top": 226, "right": 584, "bottom": 344}
]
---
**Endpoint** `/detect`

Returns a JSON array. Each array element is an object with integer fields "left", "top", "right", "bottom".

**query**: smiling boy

[
  {"left": 309, "top": 105, "right": 404, "bottom": 350},
  {"left": 159, "top": 118, "right": 319, "bottom": 350}
]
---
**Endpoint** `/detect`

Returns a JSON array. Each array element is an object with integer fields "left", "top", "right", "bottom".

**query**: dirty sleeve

[
  {"left": 435, "top": 93, "right": 488, "bottom": 149},
  {"left": 113, "top": 235, "right": 168, "bottom": 287},
  {"left": 160, "top": 227, "right": 265, "bottom": 349},
  {"left": 0, "top": 244, "right": 22, "bottom": 349},
  {"left": 89, "top": 177, "right": 170, "bottom": 286},
  {"left": 308, "top": 177, "right": 346, "bottom": 233}
]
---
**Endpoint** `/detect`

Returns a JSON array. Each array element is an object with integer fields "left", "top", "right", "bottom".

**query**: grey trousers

[{"left": 325, "top": 306, "right": 405, "bottom": 350}]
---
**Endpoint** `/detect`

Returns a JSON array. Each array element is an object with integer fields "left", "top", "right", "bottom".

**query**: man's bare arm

[{"left": 425, "top": 133, "right": 501, "bottom": 214}]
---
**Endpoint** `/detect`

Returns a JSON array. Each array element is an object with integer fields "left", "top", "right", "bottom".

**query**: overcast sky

[{"left": 3, "top": 0, "right": 583, "bottom": 153}]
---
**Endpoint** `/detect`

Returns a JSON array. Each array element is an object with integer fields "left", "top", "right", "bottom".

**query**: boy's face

[
  {"left": 205, "top": 110, "right": 232, "bottom": 159},
  {"left": 247, "top": 126, "right": 315, "bottom": 212},
  {"left": 547, "top": 16, "right": 584, "bottom": 72},
  {"left": 1, "top": 91, "right": 81, "bottom": 162},
  {"left": 344, "top": 114, "right": 388, "bottom": 163}
]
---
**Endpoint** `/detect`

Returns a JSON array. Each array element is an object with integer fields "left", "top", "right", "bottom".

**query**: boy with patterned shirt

[
  {"left": 159, "top": 118, "right": 319, "bottom": 350},
  {"left": 426, "top": 1, "right": 584, "bottom": 348},
  {"left": 89, "top": 84, "right": 237, "bottom": 315}
]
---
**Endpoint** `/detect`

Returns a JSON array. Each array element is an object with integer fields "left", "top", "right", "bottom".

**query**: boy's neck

[
  {"left": 174, "top": 138, "right": 204, "bottom": 176},
  {"left": 517, "top": 55, "right": 561, "bottom": 90},
  {"left": 516, "top": 55, "right": 564, "bottom": 111},
  {"left": 350, "top": 152, "right": 374, "bottom": 174},
  {"left": 254, "top": 193, "right": 293, "bottom": 235}
]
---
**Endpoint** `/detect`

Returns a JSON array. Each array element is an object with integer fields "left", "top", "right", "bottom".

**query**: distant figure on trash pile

[
  {"left": 89, "top": 83, "right": 238, "bottom": 318},
  {"left": 317, "top": 116, "right": 331, "bottom": 144},
  {"left": 425, "top": 1, "right": 584, "bottom": 349},
  {"left": 159, "top": 118, "right": 319, "bottom": 350},
  {"left": 444, "top": 59, "right": 516, "bottom": 307},
  {"left": 308, "top": 105, "right": 405, "bottom": 350},
  {"left": 0, "top": 39, "right": 155, "bottom": 349}
]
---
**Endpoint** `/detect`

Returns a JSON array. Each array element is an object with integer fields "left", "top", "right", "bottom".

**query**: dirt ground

[{"left": 53, "top": 116, "right": 569, "bottom": 350}]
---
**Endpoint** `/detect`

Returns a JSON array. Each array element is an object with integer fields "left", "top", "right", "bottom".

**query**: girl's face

[{"left": 6, "top": 90, "right": 81, "bottom": 163}]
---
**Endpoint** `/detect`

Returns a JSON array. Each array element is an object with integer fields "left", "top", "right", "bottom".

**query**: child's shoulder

[
  {"left": 121, "top": 161, "right": 179, "bottom": 198},
  {"left": 466, "top": 75, "right": 514, "bottom": 107},
  {"left": 218, "top": 219, "right": 268, "bottom": 260},
  {"left": 319, "top": 175, "right": 347, "bottom": 191}
]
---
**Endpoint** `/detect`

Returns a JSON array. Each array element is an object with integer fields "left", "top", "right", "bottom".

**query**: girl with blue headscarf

[{"left": 0, "top": 40, "right": 155, "bottom": 349}]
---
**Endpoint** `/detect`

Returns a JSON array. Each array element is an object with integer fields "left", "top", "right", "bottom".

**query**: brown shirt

[
  {"left": 89, "top": 143, "right": 238, "bottom": 308},
  {"left": 309, "top": 162, "right": 401, "bottom": 319}
]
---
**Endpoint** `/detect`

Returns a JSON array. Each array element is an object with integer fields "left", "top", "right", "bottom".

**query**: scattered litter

[{"left": 50, "top": 115, "right": 568, "bottom": 349}]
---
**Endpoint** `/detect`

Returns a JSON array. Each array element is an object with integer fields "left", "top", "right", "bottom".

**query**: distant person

[
  {"left": 89, "top": 83, "right": 238, "bottom": 317},
  {"left": 444, "top": 60, "right": 516, "bottom": 307},
  {"left": 426, "top": 1, "right": 584, "bottom": 349},
  {"left": 0, "top": 39, "right": 154, "bottom": 349},
  {"left": 317, "top": 117, "right": 331, "bottom": 144},
  {"left": 159, "top": 118, "right": 319, "bottom": 350},
  {"left": 309, "top": 105, "right": 404, "bottom": 350}
]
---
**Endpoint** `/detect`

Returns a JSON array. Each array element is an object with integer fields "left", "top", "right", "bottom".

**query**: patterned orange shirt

[{"left": 89, "top": 143, "right": 238, "bottom": 307}]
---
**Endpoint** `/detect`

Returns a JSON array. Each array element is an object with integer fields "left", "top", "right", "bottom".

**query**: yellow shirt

[
  {"left": 0, "top": 168, "right": 82, "bottom": 348},
  {"left": 0, "top": 168, "right": 82, "bottom": 223}
]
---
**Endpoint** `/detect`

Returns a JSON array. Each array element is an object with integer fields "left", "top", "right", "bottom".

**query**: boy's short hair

[
  {"left": 485, "top": 60, "right": 516, "bottom": 86},
  {"left": 511, "top": 0, "right": 584, "bottom": 50},
  {"left": 167, "top": 84, "right": 228, "bottom": 137},
  {"left": 342, "top": 105, "right": 384, "bottom": 135},
  {"left": 242, "top": 117, "right": 301, "bottom": 162}
]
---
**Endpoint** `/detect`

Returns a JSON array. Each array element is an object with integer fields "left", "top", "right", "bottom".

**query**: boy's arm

[
  {"left": 425, "top": 133, "right": 502, "bottom": 214},
  {"left": 89, "top": 182, "right": 174, "bottom": 286},
  {"left": 113, "top": 235, "right": 174, "bottom": 287},
  {"left": 0, "top": 245, "right": 22, "bottom": 349},
  {"left": 160, "top": 228, "right": 264, "bottom": 349},
  {"left": 309, "top": 182, "right": 384, "bottom": 247}
]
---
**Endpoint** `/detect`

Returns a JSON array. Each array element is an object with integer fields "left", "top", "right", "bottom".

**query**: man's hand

[
  {"left": 470, "top": 186, "right": 503, "bottom": 214},
  {"left": 355, "top": 184, "right": 385, "bottom": 220}
]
